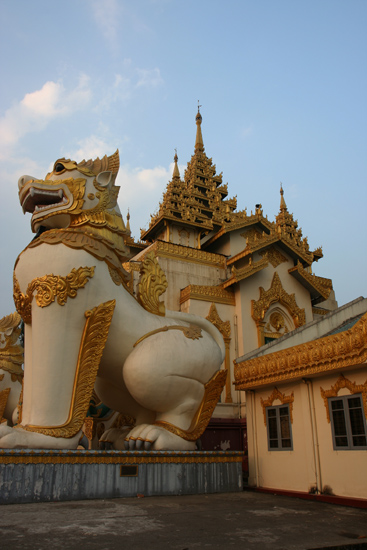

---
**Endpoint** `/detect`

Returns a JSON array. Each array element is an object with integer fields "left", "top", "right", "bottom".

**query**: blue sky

[{"left": 0, "top": 0, "right": 366, "bottom": 314}]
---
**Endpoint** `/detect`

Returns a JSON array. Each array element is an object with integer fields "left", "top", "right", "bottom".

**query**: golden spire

[
  {"left": 279, "top": 183, "right": 287, "bottom": 212},
  {"left": 172, "top": 149, "right": 180, "bottom": 179},
  {"left": 195, "top": 102, "right": 204, "bottom": 152},
  {"left": 126, "top": 208, "right": 131, "bottom": 234}
]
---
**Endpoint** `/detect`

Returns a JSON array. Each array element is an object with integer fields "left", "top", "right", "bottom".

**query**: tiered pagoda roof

[{"left": 140, "top": 108, "right": 239, "bottom": 242}]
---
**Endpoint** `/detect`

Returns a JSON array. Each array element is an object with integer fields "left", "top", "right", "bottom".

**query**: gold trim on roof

[
  {"left": 150, "top": 241, "right": 226, "bottom": 268},
  {"left": 235, "top": 312, "right": 367, "bottom": 389},
  {"left": 222, "top": 257, "right": 269, "bottom": 289},
  {"left": 320, "top": 375, "right": 367, "bottom": 423},
  {"left": 260, "top": 388, "right": 294, "bottom": 426},
  {"left": 289, "top": 261, "right": 332, "bottom": 302},
  {"left": 180, "top": 285, "right": 235, "bottom": 306},
  {"left": 251, "top": 272, "right": 306, "bottom": 328},
  {"left": 259, "top": 247, "right": 287, "bottom": 268}
]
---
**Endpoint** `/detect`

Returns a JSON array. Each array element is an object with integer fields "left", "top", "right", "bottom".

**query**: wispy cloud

[
  {"left": 136, "top": 68, "right": 163, "bottom": 89},
  {"left": 0, "top": 75, "right": 92, "bottom": 151},
  {"left": 90, "top": 0, "right": 122, "bottom": 53}
]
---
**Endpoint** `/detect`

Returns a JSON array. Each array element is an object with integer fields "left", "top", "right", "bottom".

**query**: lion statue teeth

[{"left": 0, "top": 150, "right": 225, "bottom": 451}]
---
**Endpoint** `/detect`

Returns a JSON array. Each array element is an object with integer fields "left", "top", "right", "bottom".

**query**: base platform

[{"left": 0, "top": 449, "right": 243, "bottom": 504}]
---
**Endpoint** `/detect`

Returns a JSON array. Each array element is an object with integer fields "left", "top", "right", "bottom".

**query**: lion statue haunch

[{"left": 0, "top": 151, "right": 226, "bottom": 450}]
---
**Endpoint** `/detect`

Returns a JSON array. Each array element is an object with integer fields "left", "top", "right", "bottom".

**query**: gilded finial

[
  {"left": 279, "top": 182, "right": 287, "bottom": 212},
  {"left": 126, "top": 208, "right": 131, "bottom": 233},
  {"left": 173, "top": 149, "right": 180, "bottom": 179},
  {"left": 195, "top": 102, "right": 204, "bottom": 151}
]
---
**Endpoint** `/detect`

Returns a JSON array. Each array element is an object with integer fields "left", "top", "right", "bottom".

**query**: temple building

[{"left": 126, "top": 108, "right": 339, "bottom": 460}]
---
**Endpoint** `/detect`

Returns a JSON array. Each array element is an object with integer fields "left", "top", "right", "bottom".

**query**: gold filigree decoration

[
  {"left": 180, "top": 284, "right": 235, "bottom": 305},
  {"left": 206, "top": 303, "right": 231, "bottom": 340},
  {"left": 269, "top": 311, "right": 285, "bottom": 332},
  {"left": 27, "top": 228, "right": 131, "bottom": 289},
  {"left": 0, "top": 449, "right": 243, "bottom": 465},
  {"left": 154, "top": 369, "right": 227, "bottom": 441},
  {"left": 252, "top": 272, "right": 306, "bottom": 328},
  {"left": 18, "top": 299, "right": 115, "bottom": 438},
  {"left": 0, "top": 388, "right": 11, "bottom": 423},
  {"left": 134, "top": 325, "right": 203, "bottom": 348},
  {"left": 137, "top": 251, "right": 167, "bottom": 316},
  {"left": 0, "top": 312, "right": 24, "bottom": 381},
  {"left": 259, "top": 247, "right": 287, "bottom": 268},
  {"left": 235, "top": 312, "right": 367, "bottom": 390},
  {"left": 320, "top": 375, "right": 367, "bottom": 423},
  {"left": 260, "top": 388, "right": 294, "bottom": 426},
  {"left": 13, "top": 266, "right": 95, "bottom": 324}
]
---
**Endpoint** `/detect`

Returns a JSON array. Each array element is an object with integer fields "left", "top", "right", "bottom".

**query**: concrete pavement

[{"left": 0, "top": 490, "right": 366, "bottom": 550}]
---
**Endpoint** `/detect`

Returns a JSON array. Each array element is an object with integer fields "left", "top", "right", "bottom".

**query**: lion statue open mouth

[{"left": 0, "top": 150, "right": 225, "bottom": 451}]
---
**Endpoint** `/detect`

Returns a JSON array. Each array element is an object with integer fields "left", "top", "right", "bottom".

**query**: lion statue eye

[{"left": 54, "top": 163, "right": 65, "bottom": 173}]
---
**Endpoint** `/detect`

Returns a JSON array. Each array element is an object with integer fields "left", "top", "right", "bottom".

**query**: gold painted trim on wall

[{"left": 0, "top": 450, "right": 243, "bottom": 465}]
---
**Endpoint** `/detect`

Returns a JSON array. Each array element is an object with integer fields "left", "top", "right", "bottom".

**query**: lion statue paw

[{"left": 124, "top": 424, "right": 196, "bottom": 451}]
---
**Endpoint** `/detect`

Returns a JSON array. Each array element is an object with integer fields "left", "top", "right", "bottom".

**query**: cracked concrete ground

[{"left": 0, "top": 491, "right": 366, "bottom": 550}]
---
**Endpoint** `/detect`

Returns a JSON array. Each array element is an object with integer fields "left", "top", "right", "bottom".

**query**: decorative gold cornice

[
  {"left": 260, "top": 388, "right": 294, "bottom": 426},
  {"left": 137, "top": 251, "right": 167, "bottom": 316},
  {"left": 251, "top": 272, "right": 306, "bottom": 328},
  {"left": 149, "top": 240, "right": 226, "bottom": 268},
  {"left": 235, "top": 312, "right": 367, "bottom": 389},
  {"left": 289, "top": 261, "right": 332, "bottom": 302},
  {"left": 180, "top": 285, "right": 235, "bottom": 306},
  {"left": 13, "top": 266, "right": 95, "bottom": 325},
  {"left": 320, "top": 375, "right": 367, "bottom": 423},
  {"left": 0, "top": 449, "right": 243, "bottom": 465},
  {"left": 206, "top": 303, "right": 231, "bottom": 340},
  {"left": 18, "top": 300, "right": 115, "bottom": 437},
  {"left": 154, "top": 369, "right": 227, "bottom": 441},
  {"left": 222, "top": 257, "right": 269, "bottom": 289},
  {"left": 133, "top": 325, "right": 202, "bottom": 348}
]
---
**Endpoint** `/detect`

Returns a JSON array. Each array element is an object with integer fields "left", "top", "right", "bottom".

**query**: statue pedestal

[{"left": 0, "top": 449, "right": 243, "bottom": 504}]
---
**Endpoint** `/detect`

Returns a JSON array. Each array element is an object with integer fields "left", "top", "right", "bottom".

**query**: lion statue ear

[{"left": 96, "top": 171, "right": 114, "bottom": 187}]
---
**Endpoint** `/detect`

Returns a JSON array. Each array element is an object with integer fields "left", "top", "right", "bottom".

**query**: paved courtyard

[{"left": 0, "top": 490, "right": 366, "bottom": 550}]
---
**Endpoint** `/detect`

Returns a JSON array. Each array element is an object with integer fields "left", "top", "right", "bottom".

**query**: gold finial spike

[
  {"left": 280, "top": 182, "right": 287, "bottom": 211},
  {"left": 126, "top": 208, "right": 131, "bottom": 233},
  {"left": 195, "top": 102, "right": 204, "bottom": 151},
  {"left": 173, "top": 148, "right": 180, "bottom": 179}
]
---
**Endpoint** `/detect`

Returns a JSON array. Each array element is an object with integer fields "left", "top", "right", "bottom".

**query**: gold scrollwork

[
  {"left": 13, "top": 266, "right": 95, "bottom": 324},
  {"left": 154, "top": 369, "right": 227, "bottom": 441},
  {"left": 137, "top": 251, "right": 168, "bottom": 316},
  {"left": 134, "top": 324, "right": 202, "bottom": 348},
  {"left": 0, "top": 388, "right": 11, "bottom": 423},
  {"left": 17, "top": 299, "right": 115, "bottom": 438}
]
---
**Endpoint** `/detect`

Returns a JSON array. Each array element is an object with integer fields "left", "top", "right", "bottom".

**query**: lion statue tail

[{"left": 165, "top": 309, "right": 226, "bottom": 363}]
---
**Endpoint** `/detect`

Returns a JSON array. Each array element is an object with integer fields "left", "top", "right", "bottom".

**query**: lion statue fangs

[{"left": 0, "top": 151, "right": 226, "bottom": 451}]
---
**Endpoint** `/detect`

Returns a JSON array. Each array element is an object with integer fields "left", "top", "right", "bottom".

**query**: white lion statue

[{"left": 0, "top": 151, "right": 225, "bottom": 450}]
